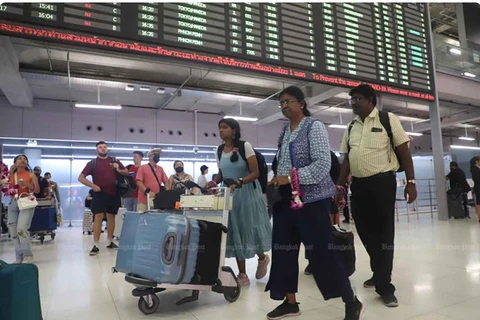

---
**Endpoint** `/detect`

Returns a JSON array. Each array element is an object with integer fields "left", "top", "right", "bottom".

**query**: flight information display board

[{"left": 0, "top": 2, "right": 435, "bottom": 101}]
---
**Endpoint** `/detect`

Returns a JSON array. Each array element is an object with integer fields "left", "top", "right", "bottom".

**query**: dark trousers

[
  {"left": 351, "top": 172, "right": 396, "bottom": 296},
  {"left": 462, "top": 193, "right": 469, "bottom": 217},
  {"left": 343, "top": 185, "right": 351, "bottom": 221},
  {"left": 266, "top": 197, "right": 354, "bottom": 302}
]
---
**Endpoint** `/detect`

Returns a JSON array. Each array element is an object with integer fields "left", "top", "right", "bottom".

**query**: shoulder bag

[{"left": 14, "top": 173, "right": 38, "bottom": 210}]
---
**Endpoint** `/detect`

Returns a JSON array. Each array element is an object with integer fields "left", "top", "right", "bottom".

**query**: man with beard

[
  {"left": 78, "top": 141, "right": 128, "bottom": 256},
  {"left": 135, "top": 148, "right": 170, "bottom": 212},
  {"left": 33, "top": 166, "right": 51, "bottom": 199}
]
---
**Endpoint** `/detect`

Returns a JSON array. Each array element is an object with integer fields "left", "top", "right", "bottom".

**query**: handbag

[
  {"left": 14, "top": 173, "right": 38, "bottom": 210},
  {"left": 331, "top": 224, "right": 356, "bottom": 277}
]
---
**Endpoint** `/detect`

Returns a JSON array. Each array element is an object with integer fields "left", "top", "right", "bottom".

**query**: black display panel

[
  {"left": 464, "top": 3, "right": 480, "bottom": 47},
  {"left": 0, "top": 2, "right": 435, "bottom": 101}
]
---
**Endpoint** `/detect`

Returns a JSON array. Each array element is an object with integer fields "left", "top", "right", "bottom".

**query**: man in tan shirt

[{"left": 337, "top": 84, "right": 417, "bottom": 308}]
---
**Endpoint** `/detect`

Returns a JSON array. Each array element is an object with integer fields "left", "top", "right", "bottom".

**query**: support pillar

[{"left": 427, "top": 6, "right": 448, "bottom": 221}]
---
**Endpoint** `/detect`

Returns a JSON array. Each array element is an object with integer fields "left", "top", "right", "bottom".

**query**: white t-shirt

[
  {"left": 216, "top": 142, "right": 255, "bottom": 167},
  {"left": 197, "top": 174, "right": 208, "bottom": 188}
]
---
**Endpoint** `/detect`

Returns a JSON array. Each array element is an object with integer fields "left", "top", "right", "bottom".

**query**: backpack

[
  {"left": 217, "top": 141, "right": 268, "bottom": 194},
  {"left": 347, "top": 110, "right": 404, "bottom": 172},
  {"left": 91, "top": 157, "right": 136, "bottom": 197},
  {"left": 330, "top": 151, "right": 340, "bottom": 183}
]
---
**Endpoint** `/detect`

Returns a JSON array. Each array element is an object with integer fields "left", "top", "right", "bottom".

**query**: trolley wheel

[
  {"left": 39, "top": 236, "right": 45, "bottom": 244},
  {"left": 223, "top": 285, "right": 241, "bottom": 303},
  {"left": 138, "top": 294, "right": 160, "bottom": 315},
  {"left": 51, "top": 233, "right": 56, "bottom": 240}
]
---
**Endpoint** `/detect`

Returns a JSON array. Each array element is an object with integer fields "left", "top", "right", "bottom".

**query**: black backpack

[
  {"left": 347, "top": 110, "right": 404, "bottom": 172},
  {"left": 91, "top": 158, "right": 136, "bottom": 197},
  {"left": 330, "top": 151, "right": 341, "bottom": 183},
  {"left": 217, "top": 141, "right": 268, "bottom": 194}
]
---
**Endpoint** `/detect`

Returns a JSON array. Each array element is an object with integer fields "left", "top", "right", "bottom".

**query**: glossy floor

[{"left": 1, "top": 214, "right": 480, "bottom": 320}]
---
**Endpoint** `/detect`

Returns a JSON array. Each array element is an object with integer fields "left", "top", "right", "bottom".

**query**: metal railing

[{"left": 393, "top": 178, "right": 438, "bottom": 222}]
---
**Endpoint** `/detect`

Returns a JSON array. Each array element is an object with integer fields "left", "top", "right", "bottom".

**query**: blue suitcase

[
  {"left": 115, "top": 212, "right": 201, "bottom": 284},
  {"left": 29, "top": 207, "right": 57, "bottom": 232}
]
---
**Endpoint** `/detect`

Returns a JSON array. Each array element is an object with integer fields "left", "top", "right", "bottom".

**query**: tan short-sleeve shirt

[{"left": 340, "top": 109, "right": 410, "bottom": 178}]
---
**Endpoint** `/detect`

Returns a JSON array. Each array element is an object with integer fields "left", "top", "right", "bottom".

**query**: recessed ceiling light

[
  {"left": 125, "top": 85, "right": 134, "bottom": 91},
  {"left": 157, "top": 88, "right": 165, "bottom": 94},
  {"left": 139, "top": 87, "right": 150, "bottom": 91}
]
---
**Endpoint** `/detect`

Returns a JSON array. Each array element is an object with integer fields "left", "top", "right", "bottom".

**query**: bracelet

[{"left": 288, "top": 176, "right": 291, "bottom": 184}]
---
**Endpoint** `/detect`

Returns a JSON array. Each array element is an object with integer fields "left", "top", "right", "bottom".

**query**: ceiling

[{"left": 1, "top": 9, "right": 480, "bottom": 140}]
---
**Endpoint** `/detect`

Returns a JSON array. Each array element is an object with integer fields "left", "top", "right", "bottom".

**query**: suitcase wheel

[
  {"left": 223, "top": 285, "right": 241, "bottom": 303},
  {"left": 51, "top": 232, "right": 56, "bottom": 240},
  {"left": 138, "top": 294, "right": 160, "bottom": 315}
]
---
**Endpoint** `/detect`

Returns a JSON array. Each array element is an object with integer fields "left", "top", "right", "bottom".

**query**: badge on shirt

[{"left": 371, "top": 127, "right": 383, "bottom": 132}]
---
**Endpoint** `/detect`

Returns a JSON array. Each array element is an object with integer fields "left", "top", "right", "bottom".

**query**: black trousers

[
  {"left": 266, "top": 197, "right": 354, "bottom": 302},
  {"left": 351, "top": 172, "right": 396, "bottom": 296},
  {"left": 343, "top": 185, "right": 350, "bottom": 221}
]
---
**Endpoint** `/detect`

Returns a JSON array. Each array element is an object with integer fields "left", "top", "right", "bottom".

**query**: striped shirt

[{"left": 340, "top": 108, "right": 409, "bottom": 178}]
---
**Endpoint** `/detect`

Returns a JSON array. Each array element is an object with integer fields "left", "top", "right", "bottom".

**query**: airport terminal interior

[{"left": 1, "top": 2, "right": 480, "bottom": 320}]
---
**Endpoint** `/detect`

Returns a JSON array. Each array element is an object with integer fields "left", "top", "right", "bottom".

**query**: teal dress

[{"left": 219, "top": 151, "right": 272, "bottom": 260}]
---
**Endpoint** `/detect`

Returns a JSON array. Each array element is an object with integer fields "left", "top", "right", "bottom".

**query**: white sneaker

[{"left": 23, "top": 256, "right": 34, "bottom": 264}]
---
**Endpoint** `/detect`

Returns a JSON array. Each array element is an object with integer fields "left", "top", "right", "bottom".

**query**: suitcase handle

[
  {"left": 161, "top": 233, "right": 176, "bottom": 266},
  {"left": 177, "top": 234, "right": 187, "bottom": 268}
]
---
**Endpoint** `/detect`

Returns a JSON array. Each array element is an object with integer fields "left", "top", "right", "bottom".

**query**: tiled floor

[{"left": 1, "top": 213, "right": 480, "bottom": 320}]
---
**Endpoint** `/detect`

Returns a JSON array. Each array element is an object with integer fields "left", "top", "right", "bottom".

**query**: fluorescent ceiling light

[
  {"left": 451, "top": 145, "right": 480, "bottom": 150},
  {"left": 462, "top": 72, "right": 476, "bottom": 78},
  {"left": 459, "top": 136, "right": 475, "bottom": 141},
  {"left": 449, "top": 47, "right": 462, "bottom": 55},
  {"left": 3, "top": 144, "right": 216, "bottom": 154},
  {"left": 139, "top": 87, "right": 150, "bottom": 91},
  {"left": 329, "top": 124, "right": 348, "bottom": 129},
  {"left": 75, "top": 103, "right": 122, "bottom": 110},
  {"left": 223, "top": 115, "right": 258, "bottom": 122},
  {"left": 405, "top": 132, "right": 423, "bottom": 136},
  {"left": 125, "top": 85, "right": 134, "bottom": 91}
]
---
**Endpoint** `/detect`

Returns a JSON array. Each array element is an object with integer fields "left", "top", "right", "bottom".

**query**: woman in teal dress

[{"left": 215, "top": 118, "right": 272, "bottom": 286}]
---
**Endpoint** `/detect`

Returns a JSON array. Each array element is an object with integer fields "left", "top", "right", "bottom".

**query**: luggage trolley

[{"left": 114, "top": 187, "right": 240, "bottom": 315}]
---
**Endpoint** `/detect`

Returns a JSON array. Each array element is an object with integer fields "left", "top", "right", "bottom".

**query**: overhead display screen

[{"left": 0, "top": 2, "right": 435, "bottom": 101}]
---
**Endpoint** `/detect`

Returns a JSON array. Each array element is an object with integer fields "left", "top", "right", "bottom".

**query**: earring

[{"left": 232, "top": 134, "right": 236, "bottom": 139}]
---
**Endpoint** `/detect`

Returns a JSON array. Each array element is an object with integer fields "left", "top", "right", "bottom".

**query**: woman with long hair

[
  {"left": 265, "top": 86, "right": 363, "bottom": 320},
  {"left": 215, "top": 118, "right": 271, "bottom": 286},
  {"left": 7, "top": 154, "right": 39, "bottom": 263},
  {"left": 470, "top": 156, "right": 480, "bottom": 222}
]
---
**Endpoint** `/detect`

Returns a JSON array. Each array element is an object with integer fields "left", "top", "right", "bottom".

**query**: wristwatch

[{"left": 407, "top": 179, "right": 416, "bottom": 185}]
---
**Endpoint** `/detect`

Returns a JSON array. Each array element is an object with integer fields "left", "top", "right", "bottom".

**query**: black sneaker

[
  {"left": 89, "top": 245, "right": 99, "bottom": 256},
  {"left": 381, "top": 293, "right": 399, "bottom": 308},
  {"left": 304, "top": 264, "right": 312, "bottom": 275},
  {"left": 266, "top": 300, "right": 301, "bottom": 320},
  {"left": 107, "top": 242, "right": 118, "bottom": 249},
  {"left": 363, "top": 278, "right": 375, "bottom": 288},
  {"left": 345, "top": 296, "right": 364, "bottom": 320}
]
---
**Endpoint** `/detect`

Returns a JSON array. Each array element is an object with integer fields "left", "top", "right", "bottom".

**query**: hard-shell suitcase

[
  {"left": 115, "top": 212, "right": 201, "bottom": 284},
  {"left": 0, "top": 260, "right": 43, "bottom": 320},
  {"left": 114, "top": 208, "right": 127, "bottom": 239},
  {"left": 448, "top": 190, "right": 465, "bottom": 218},
  {"left": 82, "top": 209, "right": 93, "bottom": 234}
]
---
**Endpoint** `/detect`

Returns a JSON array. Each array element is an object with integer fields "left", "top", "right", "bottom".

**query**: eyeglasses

[
  {"left": 348, "top": 97, "right": 361, "bottom": 106},
  {"left": 278, "top": 99, "right": 299, "bottom": 108}
]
